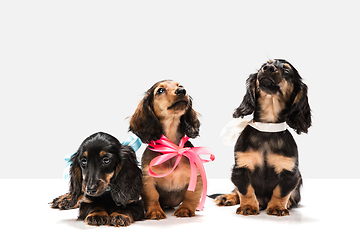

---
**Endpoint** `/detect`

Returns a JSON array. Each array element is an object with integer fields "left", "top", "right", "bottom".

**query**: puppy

[
  {"left": 51, "top": 132, "right": 144, "bottom": 226},
  {"left": 215, "top": 59, "right": 311, "bottom": 216},
  {"left": 129, "top": 80, "right": 201, "bottom": 219}
]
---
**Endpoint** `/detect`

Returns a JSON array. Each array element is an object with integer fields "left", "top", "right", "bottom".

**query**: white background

[
  {"left": 1, "top": 0, "right": 359, "bottom": 179},
  {"left": 2, "top": 179, "right": 359, "bottom": 239}
]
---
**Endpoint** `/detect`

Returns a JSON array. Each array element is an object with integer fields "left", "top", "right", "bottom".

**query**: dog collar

[
  {"left": 221, "top": 118, "right": 287, "bottom": 146},
  {"left": 248, "top": 120, "right": 287, "bottom": 132}
]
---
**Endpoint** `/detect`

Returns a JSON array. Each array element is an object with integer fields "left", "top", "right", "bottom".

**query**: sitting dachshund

[
  {"left": 215, "top": 59, "right": 311, "bottom": 216},
  {"left": 51, "top": 132, "right": 144, "bottom": 226},
  {"left": 129, "top": 80, "right": 201, "bottom": 219}
]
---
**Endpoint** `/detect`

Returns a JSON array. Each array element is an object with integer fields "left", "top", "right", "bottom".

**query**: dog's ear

[
  {"left": 180, "top": 98, "right": 200, "bottom": 138},
  {"left": 110, "top": 145, "right": 142, "bottom": 207},
  {"left": 233, "top": 73, "right": 257, "bottom": 118},
  {"left": 129, "top": 93, "right": 163, "bottom": 143},
  {"left": 68, "top": 151, "right": 83, "bottom": 207},
  {"left": 286, "top": 81, "right": 312, "bottom": 134}
]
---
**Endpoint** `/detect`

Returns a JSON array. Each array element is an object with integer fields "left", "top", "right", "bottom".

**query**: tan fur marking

[
  {"left": 267, "top": 154, "right": 295, "bottom": 174},
  {"left": 283, "top": 63, "right": 290, "bottom": 69},
  {"left": 86, "top": 210, "right": 108, "bottom": 218},
  {"left": 279, "top": 78, "right": 294, "bottom": 101},
  {"left": 237, "top": 184, "right": 259, "bottom": 215},
  {"left": 99, "top": 151, "right": 107, "bottom": 157},
  {"left": 83, "top": 151, "right": 88, "bottom": 157},
  {"left": 82, "top": 196, "right": 93, "bottom": 204},
  {"left": 257, "top": 91, "right": 285, "bottom": 123},
  {"left": 105, "top": 172, "right": 114, "bottom": 183},
  {"left": 235, "top": 151, "right": 263, "bottom": 171},
  {"left": 266, "top": 185, "right": 292, "bottom": 216}
]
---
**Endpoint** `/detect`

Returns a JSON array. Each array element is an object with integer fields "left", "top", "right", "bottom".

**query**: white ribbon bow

[{"left": 221, "top": 118, "right": 288, "bottom": 146}]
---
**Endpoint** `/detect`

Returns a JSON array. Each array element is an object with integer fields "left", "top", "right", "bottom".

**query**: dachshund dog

[
  {"left": 51, "top": 132, "right": 144, "bottom": 226},
  {"left": 215, "top": 59, "right": 311, "bottom": 216},
  {"left": 129, "top": 80, "right": 201, "bottom": 219}
]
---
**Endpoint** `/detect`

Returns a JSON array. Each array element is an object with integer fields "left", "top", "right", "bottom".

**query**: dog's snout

[
  {"left": 86, "top": 185, "right": 98, "bottom": 195},
  {"left": 175, "top": 88, "right": 186, "bottom": 97},
  {"left": 262, "top": 64, "right": 276, "bottom": 73}
]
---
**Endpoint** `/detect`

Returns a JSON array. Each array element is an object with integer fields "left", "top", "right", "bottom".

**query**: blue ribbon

[
  {"left": 122, "top": 134, "right": 142, "bottom": 152},
  {"left": 63, "top": 134, "right": 142, "bottom": 180}
]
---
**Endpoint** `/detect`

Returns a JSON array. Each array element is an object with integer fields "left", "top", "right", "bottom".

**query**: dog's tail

[{"left": 207, "top": 194, "right": 224, "bottom": 199}]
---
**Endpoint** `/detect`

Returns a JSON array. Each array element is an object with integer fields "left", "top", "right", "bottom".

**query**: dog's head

[
  {"left": 233, "top": 59, "right": 311, "bottom": 134},
  {"left": 129, "top": 80, "right": 200, "bottom": 143},
  {"left": 69, "top": 132, "right": 142, "bottom": 207}
]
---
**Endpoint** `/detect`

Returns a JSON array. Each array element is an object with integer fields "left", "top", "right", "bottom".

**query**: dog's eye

[
  {"left": 80, "top": 158, "right": 87, "bottom": 167},
  {"left": 156, "top": 88, "right": 165, "bottom": 95},
  {"left": 103, "top": 157, "right": 111, "bottom": 165}
]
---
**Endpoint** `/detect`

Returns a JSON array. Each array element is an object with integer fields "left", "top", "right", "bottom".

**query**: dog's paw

[
  {"left": 214, "top": 194, "right": 239, "bottom": 206},
  {"left": 50, "top": 193, "right": 77, "bottom": 210},
  {"left": 174, "top": 207, "right": 195, "bottom": 218},
  {"left": 85, "top": 212, "right": 109, "bottom": 226},
  {"left": 109, "top": 213, "right": 133, "bottom": 227},
  {"left": 145, "top": 209, "right": 166, "bottom": 220},
  {"left": 236, "top": 205, "right": 259, "bottom": 216},
  {"left": 266, "top": 206, "right": 290, "bottom": 216}
]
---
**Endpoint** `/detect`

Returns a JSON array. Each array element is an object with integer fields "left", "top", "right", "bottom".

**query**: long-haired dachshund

[
  {"left": 51, "top": 132, "right": 144, "bottom": 226},
  {"left": 129, "top": 80, "right": 201, "bottom": 219},
  {"left": 215, "top": 59, "right": 311, "bottom": 216}
]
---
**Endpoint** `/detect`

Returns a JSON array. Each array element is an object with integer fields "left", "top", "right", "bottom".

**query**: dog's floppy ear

[
  {"left": 180, "top": 98, "right": 200, "bottom": 138},
  {"left": 110, "top": 145, "right": 142, "bottom": 207},
  {"left": 286, "top": 80, "right": 312, "bottom": 134},
  {"left": 129, "top": 92, "right": 163, "bottom": 143},
  {"left": 68, "top": 151, "right": 83, "bottom": 208},
  {"left": 233, "top": 73, "right": 257, "bottom": 118}
]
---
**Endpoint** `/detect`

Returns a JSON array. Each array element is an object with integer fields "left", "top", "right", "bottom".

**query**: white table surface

[{"left": 1, "top": 179, "right": 359, "bottom": 239}]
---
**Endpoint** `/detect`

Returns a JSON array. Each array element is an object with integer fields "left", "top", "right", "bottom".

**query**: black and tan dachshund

[
  {"left": 215, "top": 59, "right": 311, "bottom": 216},
  {"left": 51, "top": 132, "right": 144, "bottom": 226}
]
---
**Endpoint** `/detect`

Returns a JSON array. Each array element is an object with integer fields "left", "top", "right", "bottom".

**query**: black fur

[
  {"left": 234, "top": 59, "right": 311, "bottom": 134},
  {"left": 233, "top": 126, "right": 302, "bottom": 210},
  {"left": 218, "top": 59, "right": 310, "bottom": 216},
  {"left": 51, "top": 132, "right": 144, "bottom": 226}
]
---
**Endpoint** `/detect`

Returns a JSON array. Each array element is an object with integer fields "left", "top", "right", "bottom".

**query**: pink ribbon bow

[{"left": 147, "top": 135, "right": 215, "bottom": 211}]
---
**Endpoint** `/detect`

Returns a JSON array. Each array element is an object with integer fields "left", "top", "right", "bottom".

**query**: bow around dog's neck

[{"left": 248, "top": 120, "right": 287, "bottom": 132}]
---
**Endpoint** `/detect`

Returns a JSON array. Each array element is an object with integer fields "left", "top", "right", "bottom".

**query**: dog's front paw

[
  {"left": 236, "top": 205, "right": 259, "bottom": 216},
  {"left": 109, "top": 213, "right": 133, "bottom": 227},
  {"left": 50, "top": 193, "right": 81, "bottom": 210},
  {"left": 266, "top": 206, "right": 290, "bottom": 216},
  {"left": 145, "top": 208, "right": 166, "bottom": 220},
  {"left": 85, "top": 212, "right": 109, "bottom": 226},
  {"left": 174, "top": 207, "right": 195, "bottom": 218}
]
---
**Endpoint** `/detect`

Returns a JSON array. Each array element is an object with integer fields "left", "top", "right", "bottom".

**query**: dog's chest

[
  {"left": 152, "top": 156, "right": 192, "bottom": 191},
  {"left": 235, "top": 128, "right": 297, "bottom": 174}
]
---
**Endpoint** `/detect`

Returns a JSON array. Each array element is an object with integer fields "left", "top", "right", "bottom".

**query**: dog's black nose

[
  {"left": 175, "top": 88, "right": 186, "bottom": 97},
  {"left": 86, "top": 186, "right": 97, "bottom": 195},
  {"left": 262, "top": 64, "right": 276, "bottom": 73}
]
